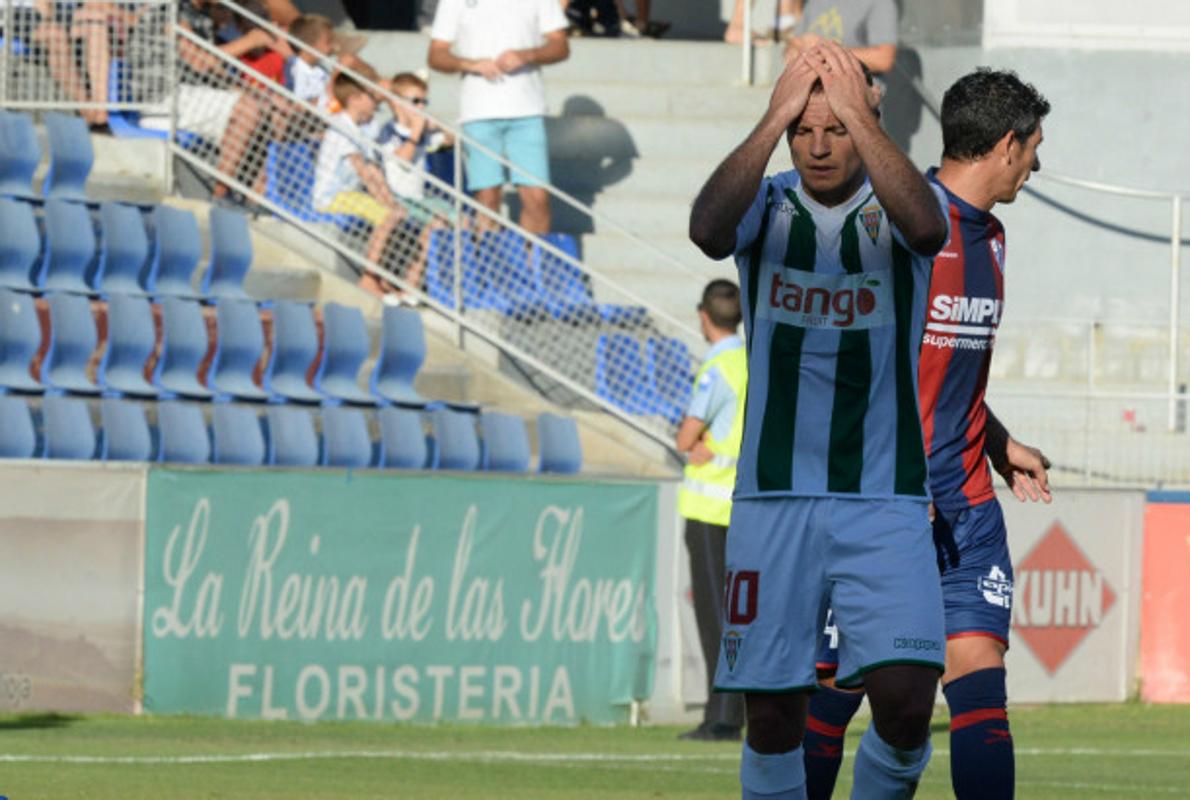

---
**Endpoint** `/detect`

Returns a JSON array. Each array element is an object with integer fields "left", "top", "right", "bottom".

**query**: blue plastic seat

[
  {"left": 426, "top": 230, "right": 511, "bottom": 311},
  {"left": 479, "top": 230, "right": 541, "bottom": 314},
  {"left": 0, "top": 111, "right": 40, "bottom": 198},
  {"left": 209, "top": 299, "right": 267, "bottom": 401},
  {"left": 263, "top": 141, "right": 357, "bottom": 226},
  {"left": 265, "top": 405, "right": 319, "bottom": 467},
  {"left": 100, "top": 398, "right": 153, "bottom": 461},
  {"left": 378, "top": 406, "right": 429, "bottom": 469},
  {"left": 537, "top": 412, "right": 582, "bottom": 474},
  {"left": 263, "top": 300, "right": 322, "bottom": 403},
  {"left": 0, "top": 288, "right": 44, "bottom": 392},
  {"left": 100, "top": 293, "right": 158, "bottom": 397},
  {"left": 314, "top": 303, "right": 375, "bottom": 406},
  {"left": 0, "top": 197, "right": 42, "bottom": 291},
  {"left": 0, "top": 395, "right": 38, "bottom": 457},
  {"left": 371, "top": 305, "right": 431, "bottom": 407},
  {"left": 98, "top": 202, "right": 150, "bottom": 295},
  {"left": 42, "top": 198, "right": 98, "bottom": 293},
  {"left": 43, "top": 395, "right": 97, "bottom": 460},
  {"left": 202, "top": 206, "right": 253, "bottom": 299},
  {"left": 211, "top": 404, "right": 266, "bottom": 465},
  {"left": 535, "top": 233, "right": 648, "bottom": 327},
  {"left": 44, "top": 292, "right": 100, "bottom": 394},
  {"left": 431, "top": 408, "right": 480, "bottom": 471},
  {"left": 480, "top": 411, "right": 530, "bottom": 472},
  {"left": 149, "top": 205, "right": 202, "bottom": 297},
  {"left": 156, "top": 401, "right": 210, "bottom": 464},
  {"left": 42, "top": 112, "right": 93, "bottom": 201},
  {"left": 321, "top": 405, "right": 374, "bottom": 467},
  {"left": 595, "top": 334, "right": 654, "bottom": 415},
  {"left": 156, "top": 297, "right": 213, "bottom": 399},
  {"left": 647, "top": 337, "right": 693, "bottom": 425}
]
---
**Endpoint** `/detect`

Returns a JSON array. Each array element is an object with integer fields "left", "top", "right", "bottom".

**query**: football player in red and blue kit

[{"left": 802, "top": 69, "right": 1053, "bottom": 799}]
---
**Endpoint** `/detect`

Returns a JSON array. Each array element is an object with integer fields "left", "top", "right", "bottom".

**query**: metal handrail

[{"left": 217, "top": 0, "right": 714, "bottom": 288}]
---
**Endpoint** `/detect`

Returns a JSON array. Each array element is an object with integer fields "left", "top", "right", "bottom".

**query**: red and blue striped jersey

[{"left": 918, "top": 170, "right": 1005, "bottom": 512}]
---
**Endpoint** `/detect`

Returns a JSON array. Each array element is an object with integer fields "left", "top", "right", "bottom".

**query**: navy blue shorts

[{"left": 817, "top": 499, "right": 1012, "bottom": 671}]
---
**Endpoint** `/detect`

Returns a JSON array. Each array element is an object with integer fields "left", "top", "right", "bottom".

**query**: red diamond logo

[{"left": 1012, "top": 522, "right": 1116, "bottom": 675}]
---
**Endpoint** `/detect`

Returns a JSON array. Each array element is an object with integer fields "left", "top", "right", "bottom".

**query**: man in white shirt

[{"left": 427, "top": 0, "right": 569, "bottom": 235}]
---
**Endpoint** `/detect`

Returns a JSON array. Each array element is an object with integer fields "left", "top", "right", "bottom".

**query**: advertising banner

[
  {"left": 0, "top": 463, "right": 145, "bottom": 714},
  {"left": 1140, "top": 496, "right": 1190, "bottom": 703},
  {"left": 143, "top": 469, "right": 658, "bottom": 724}
]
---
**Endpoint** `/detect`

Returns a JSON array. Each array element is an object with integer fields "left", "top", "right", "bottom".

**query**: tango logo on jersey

[
  {"left": 980, "top": 565, "right": 1013, "bottom": 609},
  {"left": 760, "top": 265, "right": 895, "bottom": 330},
  {"left": 723, "top": 630, "right": 744, "bottom": 672},
  {"left": 1012, "top": 522, "right": 1117, "bottom": 675},
  {"left": 860, "top": 205, "right": 883, "bottom": 244}
]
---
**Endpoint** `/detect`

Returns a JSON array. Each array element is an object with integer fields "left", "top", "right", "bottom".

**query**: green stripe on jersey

[
  {"left": 827, "top": 200, "right": 874, "bottom": 493},
  {"left": 743, "top": 184, "right": 774, "bottom": 359},
  {"left": 755, "top": 189, "right": 815, "bottom": 492},
  {"left": 892, "top": 241, "right": 929, "bottom": 496}
]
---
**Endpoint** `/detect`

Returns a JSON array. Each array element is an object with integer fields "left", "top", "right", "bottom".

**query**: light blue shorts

[
  {"left": 714, "top": 497, "right": 945, "bottom": 692},
  {"left": 462, "top": 116, "right": 550, "bottom": 192}
]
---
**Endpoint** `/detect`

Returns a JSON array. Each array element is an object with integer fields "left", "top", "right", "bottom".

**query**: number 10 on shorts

[{"left": 723, "top": 570, "right": 759, "bottom": 625}]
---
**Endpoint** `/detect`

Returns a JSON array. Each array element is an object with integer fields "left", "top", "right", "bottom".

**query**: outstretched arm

[
  {"left": 806, "top": 41, "right": 947, "bottom": 255},
  {"left": 986, "top": 406, "right": 1052, "bottom": 503},
  {"left": 689, "top": 56, "right": 817, "bottom": 260}
]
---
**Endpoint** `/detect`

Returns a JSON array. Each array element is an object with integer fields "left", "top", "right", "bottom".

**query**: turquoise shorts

[
  {"left": 462, "top": 116, "right": 550, "bottom": 191},
  {"left": 713, "top": 496, "right": 945, "bottom": 692}
]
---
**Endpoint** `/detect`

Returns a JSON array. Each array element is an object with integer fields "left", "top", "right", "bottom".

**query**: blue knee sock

[
  {"left": 943, "top": 667, "right": 1014, "bottom": 799},
  {"left": 850, "top": 724, "right": 932, "bottom": 799},
  {"left": 803, "top": 686, "right": 865, "bottom": 800},
  {"left": 741, "top": 742, "right": 807, "bottom": 800}
]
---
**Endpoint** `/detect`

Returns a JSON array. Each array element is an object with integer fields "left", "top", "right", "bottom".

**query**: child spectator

[
  {"left": 286, "top": 13, "right": 336, "bottom": 110},
  {"left": 312, "top": 73, "right": 405, "bottom": 300}
]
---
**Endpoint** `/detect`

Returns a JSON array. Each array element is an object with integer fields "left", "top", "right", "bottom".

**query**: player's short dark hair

[
  {"left": 941, "top": 68, "right": 1050, "bottom": 160},
  {"left": 700, "top": 280, "right": 742, "bottom": 331}
]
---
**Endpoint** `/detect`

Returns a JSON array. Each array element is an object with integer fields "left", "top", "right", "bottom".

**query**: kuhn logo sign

[
  {"left": 759, "top": 265, "right": 895, "bottom": 330},
  {"left": 1012, "top": 522, "right": 1117, "bottom": 675}
]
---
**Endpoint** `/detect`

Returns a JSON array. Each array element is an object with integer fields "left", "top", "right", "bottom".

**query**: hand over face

[
  {"left": 804, "top": 40, "right": 875, "bottom": 124},
  {"left": 767, "top": 52, "right": 818, "bottom": 129}
]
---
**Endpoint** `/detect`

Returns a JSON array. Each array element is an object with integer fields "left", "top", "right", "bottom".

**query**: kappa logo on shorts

[
  {"left": 723, "top": 630, "right": 744, "bottom": 672},
  {"left": 893, "top": 637, "right": 942, "bottom": 652},
  {"left": 979, "top": 565, "right": 1014, "bottom": 609}
]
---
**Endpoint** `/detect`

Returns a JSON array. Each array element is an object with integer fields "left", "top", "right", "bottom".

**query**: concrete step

[
  {"left": 546, "top": 80, "right": 770, "bottom": 120},
  {"left": 547, "top": 113, "right": 753, "bottom": 160}
]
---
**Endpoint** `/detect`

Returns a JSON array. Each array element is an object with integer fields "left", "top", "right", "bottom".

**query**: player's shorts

[
  {"left": 462, "top": 116, "right": 550, "bottom": 191},
  {"left": 714, "top": 497, "right": 945, "bottom": 692},
  {"left": 816, "top": 498, "right": 1012, "bottom": 671}
]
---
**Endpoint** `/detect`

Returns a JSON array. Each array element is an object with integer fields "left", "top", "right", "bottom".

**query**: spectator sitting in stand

[
  {"left": 376, "top": 71, "right": 456, "bottom": 295},
  {"left": 285, "top": 13, "right": 338, "bottom": 110},
  {"left": 785, "top": 0, "right": 897, "bottom": 77},
  {"left": 312, "top": 73, "right": 406, "bottom": 301}
]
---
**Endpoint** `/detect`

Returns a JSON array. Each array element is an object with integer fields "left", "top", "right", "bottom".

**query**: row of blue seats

[
  {"left": 0, "top": 195, "right": 254, "bottom": 299},
  {"left": 0, "top": 396, "right": 582, "bottom": 473},
  {"left": 0, "top": 291, "right": 458, "bottom": 409},
  {"left": 595, "top": 333, "right": 693, "bottom": 425},
  {"left": 0, "top": 110, "right": 91, "bottom": 202}
]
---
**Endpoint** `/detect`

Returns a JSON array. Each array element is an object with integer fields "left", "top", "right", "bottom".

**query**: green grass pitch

[{"left": 0, "top": 704, "right": 1187, "bottom": 798}]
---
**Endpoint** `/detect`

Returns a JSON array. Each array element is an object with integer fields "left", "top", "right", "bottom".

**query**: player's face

[
  {"left": 1000, "top": 125, "right": 1044, "bottom": 204},
  {"left": 788, "top": 93, "right": 866, "bottom": 207}
]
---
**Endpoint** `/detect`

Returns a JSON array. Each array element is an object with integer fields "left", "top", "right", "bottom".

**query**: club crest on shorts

[
  {"left": 860, "top": 206, "right": 883, "bottom": 244},
  {"left": 723, "top": 630, "right": 744, "bottom": 672},
  {"left": 979, "top": 565, "right": 1013, "bottom": 609}
]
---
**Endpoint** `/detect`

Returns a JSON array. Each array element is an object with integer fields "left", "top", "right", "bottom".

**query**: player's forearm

[
  {"left": 689, "top": 115, "right": 785, "bottom": 260},
  {"left": 843, "top": 110, "right": 947, "bottom": 254},
  {"left": 984, "top": 405, "right": 1010, "bottom": 467}
]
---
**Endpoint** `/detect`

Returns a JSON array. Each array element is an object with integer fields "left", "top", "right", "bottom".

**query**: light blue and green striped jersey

[{"left": 732, "top": 170, "right": 949, "bottom": 501}]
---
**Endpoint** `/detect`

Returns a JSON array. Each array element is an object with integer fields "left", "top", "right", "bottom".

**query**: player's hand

[
  {"left": 784, "top": 32, "right": 824, "bottom": 62},
  {"left": 994, "top": 437, "right": 1052, "bottom": 503},
  {"left": 495, "top": 49, "right": 528, "bottom": 73},
  {"left": 766, "top": 52, "right": 817, "bottom": 129},
  {"left": 804, "top": 40, "right": 875, "bottom": 125},
  {"left": 470, "top": 58, "right": 504, "bottom": 81},
  {"left": 688, "top": 440, "right": 714, "bottom": 467}
]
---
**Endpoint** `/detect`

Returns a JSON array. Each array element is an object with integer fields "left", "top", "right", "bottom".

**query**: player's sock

[
  {"left": 740, "top": 742, "right": 807, "bottom": 799},
  {"left": 849, "top": 724, "right": 931, "bottom": 799},
  {"left": 803, "top": 686, "right": 864, "bottom": 800},
  {"left": 943, "top": 667, "right": 1014, "bottom": 799}
]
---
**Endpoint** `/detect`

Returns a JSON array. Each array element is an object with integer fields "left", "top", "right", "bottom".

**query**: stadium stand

[
  {"left": 211, "top": 404, "right": 267, "bottom": 466},
  {"left": 44, "top": 292, "right": 100, "bottom": 394},
  {"left": 0, "top": 395, "right": 38, "bottom": 458},
  {"left": 265, "top": 405, "right": 319, "bottom": 467},
  {"left": 0, "top": 288, "right": 43, "bottom": 393},
  {"left": 537, "top": 412, "right": 583, "bottom": 475},
  {"left": 156, "top": 401, "right": 210, "bottom": 464},
  {"left": 0, "top": 197, "right": 41, "bottom": 290},
  {"left": 42, "top": 395, "right": 97, "bottom": 460},
  {"left": 0, "top": 109, "right": 40, "bottom": 198},
  {"left": 97, "top": 201, "right": 152, "bottom": 295},
  {"left": 480, "top": 411, "right": 532, "bottom": 473},
  {"left": 99, "top": 398, "right": 154, "bottom": 462},
  {"left": 149, "top": 205, "right": 203, "bottom": 297},
  {"left": 41, "top": 198, "right": 98, "bottom": 293},
  {"left": 315, "top": 303, "right": 377, "bottom": 406},
  {"left": 209, "top": 298, "right": 269, "bottom": 402},
  {"left": 156, "top": 297, "right": 215, "bottom": 400},
  {"left": 263, "top": 300, "right": 323, "bottom": 404},
  {"left": 431, "top": 408, "right": 481, "bottom": 471},
  {"left": 42, "top": 112, "right": 93, "bottom": 201},
  {"left": 378, "top": 406, "right": 433, "bottom": 469},
  {"left": 321, "top": 405, "right": 374, "bottom": 467},
  {"left": 100, "top": 293, "right": 159, "bottom": 397},
  {"left": 201, "top": 206, "right": 254, "bottom": 300}
]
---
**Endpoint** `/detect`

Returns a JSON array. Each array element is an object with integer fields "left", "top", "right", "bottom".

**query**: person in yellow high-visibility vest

[{"left": 676, "top": 279, "right": 748, "bottom": 741}]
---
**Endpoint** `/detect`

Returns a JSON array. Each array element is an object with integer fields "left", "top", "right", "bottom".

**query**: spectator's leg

[
  {"left": 366, "top": 209, "right": 404, "bottom": 288},
  {"left": 73, "top": 3, "right": 120, "bottom": 126},
  {"left": 32, "top": 16, "right": 89, "bottom": 108},
  {"left": 516, "top": 186, "right": 550, "bottom": 235},
  {"left": 506, "top": 116, "right": 552, "bottom": 234},
  {"left": 212, "top": 92, "right": 263, "bottom": 200}
]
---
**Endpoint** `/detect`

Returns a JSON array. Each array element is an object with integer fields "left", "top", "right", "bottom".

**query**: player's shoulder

[{"left": 768, "top": 170, "right": 801, "bottom": 195}]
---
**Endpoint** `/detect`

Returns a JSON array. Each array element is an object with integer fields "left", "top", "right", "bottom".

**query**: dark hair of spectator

[
  {"left": 290, "top": 14, "right": 334, "bottom": 47},
  {"left": 942, "top": 68, "right": 1051, "bottom": 160},
  {"left": 391, "top": 72, "right": 428, "bottom": 93},
  {"left": 332, "top": 73, "right": 368, "bottom": 106},
  {"left": 699, "top": 280, "right": 742, "bottom": 330}
]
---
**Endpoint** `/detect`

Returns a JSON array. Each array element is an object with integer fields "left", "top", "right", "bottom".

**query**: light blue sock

[
  {"left": 850, "top": 725, "right": 932, "bottom": 799},
  {"left": 741, "top": 742, "right": 808, "bottom": 800}
]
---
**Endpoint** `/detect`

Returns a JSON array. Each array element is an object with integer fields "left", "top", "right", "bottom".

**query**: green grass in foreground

[{"left": 0, "top": 704, "right": 1188, "bottom": 798}]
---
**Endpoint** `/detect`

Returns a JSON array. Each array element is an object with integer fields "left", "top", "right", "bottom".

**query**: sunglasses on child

[{"left": 403, "top": 97, "right": 428, "bottom": 106}]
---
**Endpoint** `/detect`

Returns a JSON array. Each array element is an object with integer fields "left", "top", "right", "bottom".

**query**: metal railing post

[
  {"left": 741, "top": 0, "right": 753, "bottom": 86},
  {"left": 1169, "top": 195, "right": 1183, "bottom": 432},
  {"left": 452, "top": 136, "right": 464, "bottom": 348},
  {"left": 1, "top": 1, "right": 12, "bottom": 105},
  {"left": 164, "top": 0, "right": 177, "bottom": 194}
]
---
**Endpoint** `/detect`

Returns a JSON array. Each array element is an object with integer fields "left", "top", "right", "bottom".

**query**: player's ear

[{"left": 994, "top": 130, "right": 1016, "bottom": 163}]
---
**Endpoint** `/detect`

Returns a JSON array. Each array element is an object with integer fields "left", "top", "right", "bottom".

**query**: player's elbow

[
  {"left": 689, "top": 213, "right": 735, "bottom": 261},
  {"left": 905, "top": 211, "right": 948, "bottom": 256}
]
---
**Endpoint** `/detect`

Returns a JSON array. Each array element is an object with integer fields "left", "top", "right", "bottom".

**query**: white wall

[{"left": 985, "top": 0, "right": 1190, "bottom": 51}]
